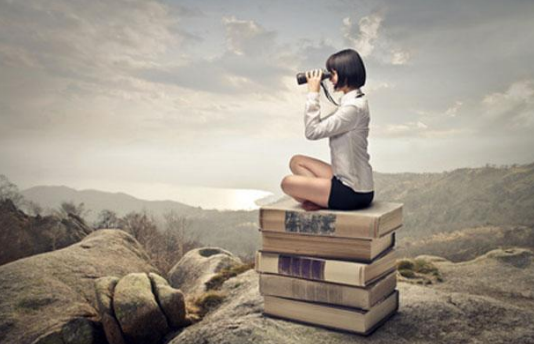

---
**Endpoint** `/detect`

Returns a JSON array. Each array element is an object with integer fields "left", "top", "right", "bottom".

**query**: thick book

[
  {"left": 263, "top": 290, "right": 399, "bottom": 336},
  {"left": 261, "top": 230, "right": 395, "bottom": 262},
  {"left": 259, "top": 270, "right": 397, "bottom": 310},
  {"left": 255, "top": 248, "right": 398, "bottom": 287},
  {"left": 259, "top": 197, "right": 403, "bottom": 239}
]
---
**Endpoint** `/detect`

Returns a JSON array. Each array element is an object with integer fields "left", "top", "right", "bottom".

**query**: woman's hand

[{"left": 306, "top": 69, "right": 322, "bottom": 93}]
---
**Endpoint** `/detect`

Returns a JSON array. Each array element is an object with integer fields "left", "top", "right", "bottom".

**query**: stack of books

[{"left": 255, "top": 198, "right": 403, "bottom": 335}]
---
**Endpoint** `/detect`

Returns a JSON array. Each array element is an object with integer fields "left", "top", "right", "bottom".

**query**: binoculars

[{"left": 296, "top": 69, "right": 332, "bottom": 85}]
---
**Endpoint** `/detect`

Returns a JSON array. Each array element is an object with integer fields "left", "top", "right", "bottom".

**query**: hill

[
  {"left": 374, "top": 162, "right": 534, "bottom": 240},
  {"left": 21, "top": 185, "right": 260, "bottom": 259},
  {"left": 18, "top": 162, "right": 534, "bottom": 260}
]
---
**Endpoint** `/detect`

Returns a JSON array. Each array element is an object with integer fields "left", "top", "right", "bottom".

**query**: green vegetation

[
  {"left": 186, "top": 262, "right": 255, "bottom": 322},
  {"left": 204, "top": 262, "right": 255, "bottom": 291},
  {"left": 375, "top": 162, "right": 534, "bottom": 242},
  {"left": 396, "top": 258, "right": 443, "bottom": 285},
  {"left": 5, "top": 161, "right": 534, "bottom": 265},
  {"left": 399, "top": 225, "right": 534, "bottom": 262},
  {"left": 187, "top": 290, "right": 227, "bottom": 320}
]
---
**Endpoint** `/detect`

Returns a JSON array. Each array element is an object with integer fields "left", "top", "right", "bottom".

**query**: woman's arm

[{"left": 304, "top": 92, "right": 361, "bottom": 140}]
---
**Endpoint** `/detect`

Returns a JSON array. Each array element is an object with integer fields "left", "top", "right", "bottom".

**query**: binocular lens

[{"left": 296, "top": 69, "right": 332, "bottom": 85}]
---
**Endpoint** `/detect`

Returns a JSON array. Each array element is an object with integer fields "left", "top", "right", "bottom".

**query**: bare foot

[{"left": 302, "top": 200, "right": 324, "bottom": 211}]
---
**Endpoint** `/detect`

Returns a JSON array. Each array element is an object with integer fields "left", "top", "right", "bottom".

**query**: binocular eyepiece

[{"left": 296, "top": 69, "right": 332, "bottom": 85}]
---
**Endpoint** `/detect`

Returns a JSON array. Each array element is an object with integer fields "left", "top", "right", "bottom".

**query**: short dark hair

[{"left": 326, "top": 49, "right": 366, "bottom": 89}]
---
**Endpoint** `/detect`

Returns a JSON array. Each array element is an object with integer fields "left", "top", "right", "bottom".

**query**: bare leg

[
  {"left": 289, "top": 154, "right": 334, "bottom": 179},
  {"left": 280, "top": 175, "right": 331, "bottom": 209},
  {"left": 283, "top": 155, "right": 333, "bottom": 208}
]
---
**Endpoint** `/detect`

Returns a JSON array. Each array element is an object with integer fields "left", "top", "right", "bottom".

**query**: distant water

[
  {"left": 19, "top": 178, "right": 285, "bottom": 211},
  {"left": 81, "top": 181, "right": 280, "bottom": 211}
]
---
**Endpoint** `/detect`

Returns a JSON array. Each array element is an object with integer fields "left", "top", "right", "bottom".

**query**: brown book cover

[
  {"left": 255, "top": 248, "right": 398, "bottom": 287},
  {"left": 261, "top": 230, "right": 395, "bottom": 262},
  {"left": 259, "top": 198, "right": 403, "bottom": 239},
  {"left": 259, "top": 270, "right": 397, "bottom": 310},
  {"left": 263, "top": 290, "right": 399, "bottom": 336}
]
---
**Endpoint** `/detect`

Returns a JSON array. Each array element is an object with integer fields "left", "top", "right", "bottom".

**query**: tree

[
  {"left": 0, "top": 174, "right": 24, "bottom": 207},
  {"left": 94, "top": 209, "right": 121, "bottom": 229},
  {"left": 25, "top": 200, "right": 43, "bottom": 216},
  {"left": 55, "top": 200, "right": 90, "bottom": 220},
  {"left": 163, "top": 210, "right": 197, "bottom": 260},
  {"left": 120, "top": 209, "right": 158, "bottom": 244}
]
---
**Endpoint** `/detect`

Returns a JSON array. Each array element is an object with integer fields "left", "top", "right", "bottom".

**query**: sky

[{"left": 1, "top": 0, "right": 534, "bottom": 208}]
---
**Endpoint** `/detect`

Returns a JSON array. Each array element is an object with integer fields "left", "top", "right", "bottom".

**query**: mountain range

[{"left": 20, "top": 162, "right": 534, "bottom": 260}]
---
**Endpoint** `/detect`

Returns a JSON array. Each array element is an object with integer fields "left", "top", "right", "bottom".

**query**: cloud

[
  {"left": 136, "top": 15, "right": 297, "bottom": 96},
  {"left": 365, "top": 80, "right": 394, "bottom": 92},
  {"left": 0, "top": 0, "right": 207, "bottom": 143},
  {"left": 391, "top": 50, "right": 411, "bottom": 65},
  {"left": 0, "top": 0, "right": 195, "bottom": 116},
  {"left": 399, "top": 80, "right": 534, "bottom": 140},
  {"left": 342, "top": 11, "right": 411, "bottom": 65},
  {"left": 445, "top": 101, "right": 464, "bottom": 117},
  {"left": 0, "top": 0, "right": 184, "bottom": 78},
  {"left": 342, "top": 14, "right": 383, "bottom": 57},
  {"left": 372, "top": 120, "right": 470, "bottom": 139},
  {"left": 222, "top": 16, "right": 277, "bottom": 57},
  {"left": 481, "top": 80, "right": 534, "bottom": 132}
]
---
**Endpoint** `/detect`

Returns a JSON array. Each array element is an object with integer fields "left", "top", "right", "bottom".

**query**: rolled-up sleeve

[{"left": 304, "top": 92, "right": 360, "bottom": 140}]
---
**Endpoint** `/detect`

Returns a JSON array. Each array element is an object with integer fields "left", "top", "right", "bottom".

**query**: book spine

[
  {"left": 261, "top": 231, "right": 379, "bottom": 262},
  {"left": 257, "top": 252, "right": 365, "bottom": 286},
  {"left": 261, "top": 211, "right": 379, "bottom": 239},
  {"left": 259, "top": 271, "right": 397, "bottom": 310}
]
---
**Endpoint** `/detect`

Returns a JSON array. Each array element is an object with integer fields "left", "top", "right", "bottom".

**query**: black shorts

[{"left": 327, "top": 175, "right": 374, "bottom": 211}]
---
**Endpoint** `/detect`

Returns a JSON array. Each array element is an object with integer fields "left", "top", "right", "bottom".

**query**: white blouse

[{"left": 304, "top": 89, "right": 374, "bottom": 193}]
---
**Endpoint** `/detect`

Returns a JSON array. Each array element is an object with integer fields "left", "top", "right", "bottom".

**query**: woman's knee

[
  {"left": 289, "top": 154, "right": 306, "bottom": 173},
  {"left": 280, "top": 175, "right": 293, "bottom": 193}
]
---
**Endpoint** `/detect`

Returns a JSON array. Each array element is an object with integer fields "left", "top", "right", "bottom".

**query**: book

[
  {"left": 263, "top": 290, "right": 399, "bottom": 336},
  {"left": 259, "top": 270, "right": 397, "bottom": 310},
  {"left": 255, "top": 248, "right": 398, "bottom": 287},
  {"left": 259, "top": 198, "right": 403, "bottom": 239},
  {"left": 261, "top": 230, "right": 395, "bottom": 262}
]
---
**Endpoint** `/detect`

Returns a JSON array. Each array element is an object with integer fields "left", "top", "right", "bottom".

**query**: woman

[{"left": 280, "top": 48, "right": 374, "bottom": 211}]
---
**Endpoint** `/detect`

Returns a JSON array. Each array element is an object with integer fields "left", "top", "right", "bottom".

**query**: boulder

[
  {"left": 168, "top": 247, "right": 242, "bottom": 295},
  {"left": 113, "top": 273, "right": 169, "bottom": 344},
  {"left": 426, "top": 248, "right": 534, "bottom": 309},
  {"left": 148, "top": 272, "right": 188, "bottom": 328},
  {"left": 0, "top": 199, "right": 93, "bottom": 265},
  {"left": 168, "top": 249, "right": 534, "bottom": 344},
  {"left": 94, "top": 277, "right": 125, "bottom": 344},
  {"left": 0, "top": 229, "right": 159, "bottom": 344}
]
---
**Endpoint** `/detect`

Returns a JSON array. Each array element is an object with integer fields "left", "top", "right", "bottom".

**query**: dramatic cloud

[
  {"left": 135, "top": 15, "right": 297, "bottom": 96},
  {"left": 0, "top": 0, "right": 190, "bottom": 139},
  {"left": 342, "top": 14, "right": 383, "bottom": 57},
  {"left": 342, "top": 11, "right": 411, "bottom": 65},
  {"left": 1, "top": 0, "right": 533, "bottom": 199}
]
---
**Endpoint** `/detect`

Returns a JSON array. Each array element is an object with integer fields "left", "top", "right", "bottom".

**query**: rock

[
  {"left": 167, "top": 250, "right": 534, "bottom": 344},
  {"left": 32, "top": 320, "right": 106, "bottom": 344},
  {"left": 483, "top": 248, "right": 533, "bottom": 268},
  {"left": 94, "top": 277, "right": 125, "bottom": 344},
  {"left": 113, "top": 273, "right": 169, "bottom": 344},
  {"left": 0, "top": 229, "right": 159, "bottom": 344},
  {"left": 168, "top": 247, "right": 242, "bottom": 295},
  {"left": 429, "top": 248, "right": 534, "bottom": 310},
  {"left": 0, "top": 199, "right": 93, "bottom": 266},
  {"left": 413, "top": 255, "right": 451, "bottom": 263},
  {"left": 148, "top": 272, "right": 188, "bottom": 328},
  {"left": 61, "top": 318, "right": 106, "bottom": 344},
  {"left": 399, "top": 225, "right": 534, "bottom": 263}
]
